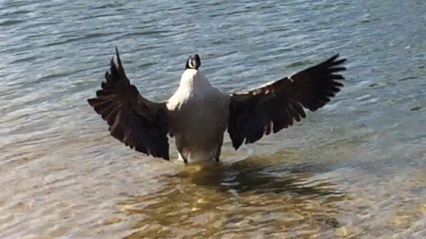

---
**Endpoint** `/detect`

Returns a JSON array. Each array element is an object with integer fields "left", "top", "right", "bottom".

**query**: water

[{"left": 1, "top": 0, "right": 425, "bottom": 238}]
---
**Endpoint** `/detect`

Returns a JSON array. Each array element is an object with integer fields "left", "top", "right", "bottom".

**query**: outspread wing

[
  {"left": 227, "top": 54, "right": 346, "bottom": 150},
  {"left": 87, "top": 48, "right": 170, "bottom": 160}
]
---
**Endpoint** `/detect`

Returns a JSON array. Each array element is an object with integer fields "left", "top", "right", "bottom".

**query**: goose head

[{"left": 185, "top": 54, "right": 201, "bottom": 70}]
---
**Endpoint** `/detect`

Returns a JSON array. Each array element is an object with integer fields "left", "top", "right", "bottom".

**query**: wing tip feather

[{"left": 115, "top": 47, "right": 122, "bottom": 68}]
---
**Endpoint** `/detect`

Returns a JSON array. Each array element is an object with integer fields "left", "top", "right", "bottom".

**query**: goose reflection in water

[{"left": 119, "top": 152, "right": 347, "bottom": 239}]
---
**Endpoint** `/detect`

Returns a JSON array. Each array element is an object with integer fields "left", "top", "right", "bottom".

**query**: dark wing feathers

[
  {"left": 289, "top": 54, "right": 345, "bottom": 111},
  {"left": 228, "top": 54, "right": 346, "bottom": 150},
  {"left": 87, "top": 48, "right": 170, "bottom": 160}
]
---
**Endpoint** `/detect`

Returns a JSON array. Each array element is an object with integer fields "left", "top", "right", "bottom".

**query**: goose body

[
  {"left": 166, "top": 68, "right": 230, "bottom": 162},
  {"left": 87, "top": 48, "right": 347, "bottom": 164}
]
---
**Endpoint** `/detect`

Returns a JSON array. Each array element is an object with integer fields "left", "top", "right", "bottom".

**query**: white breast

[
  {"left": 179, "top": 69, "right": 212, "bottom": 91},
  {"left": 167, "top": 69, "right": 217, "bottom": 109}
]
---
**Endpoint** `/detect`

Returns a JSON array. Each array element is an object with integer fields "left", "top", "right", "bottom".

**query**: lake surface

[{"left": 1, "top": 0, "right": 425, "bottom": 238}]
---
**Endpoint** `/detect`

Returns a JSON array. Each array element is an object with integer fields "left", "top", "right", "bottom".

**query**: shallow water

[{"left": 1, "top": 0, "right": 426, "bottom": 238}]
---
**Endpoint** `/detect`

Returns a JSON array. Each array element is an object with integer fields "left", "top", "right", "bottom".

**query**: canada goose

[{"left": 87, "top": 48, "right": 346, "bottom": 164}]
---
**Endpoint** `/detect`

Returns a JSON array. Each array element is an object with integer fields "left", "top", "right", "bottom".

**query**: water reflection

[
  {"left": 176, "top": 154, "right": 343, "bottom": 197},
  {"left": 119, "top": 152, "right": 347, "bottom": 238}
]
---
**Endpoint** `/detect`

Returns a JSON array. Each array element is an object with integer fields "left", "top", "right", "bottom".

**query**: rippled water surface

[{"left": 1, "top": 0, "right": 426, "bottom": 238}]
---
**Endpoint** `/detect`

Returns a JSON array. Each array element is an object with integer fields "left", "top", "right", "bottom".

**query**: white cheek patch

[{"left": 188, "top": 59, "right": 195, "bottom": 69}]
